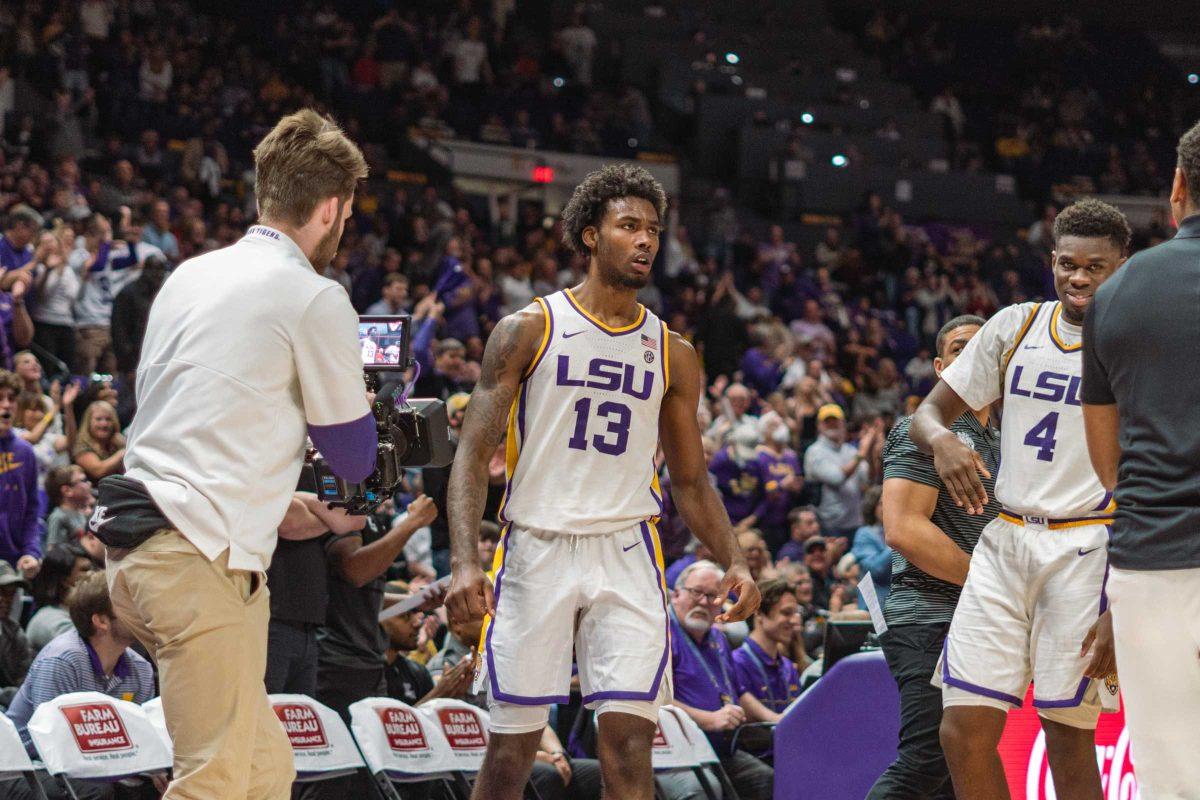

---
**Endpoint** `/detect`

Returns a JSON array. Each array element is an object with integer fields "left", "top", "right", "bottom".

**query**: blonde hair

[
  {"left": 252, "top": 109, "right": 368, "bottom": 227},
  {"left": 73, "top": 401, "right": 125, "bottom": 459}
]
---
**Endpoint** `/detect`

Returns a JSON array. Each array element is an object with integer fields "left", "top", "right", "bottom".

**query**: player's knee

[{"left": 940, "top": 709, "right": 993, "bottom": 760}]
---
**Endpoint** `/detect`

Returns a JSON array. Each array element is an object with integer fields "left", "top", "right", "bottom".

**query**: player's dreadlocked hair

[
  {"left": 1052, "top": 198, "right": 1132, "bottom": 254},
  {"left": 559, "top": 164, "right": 668, "bottom": 255}
]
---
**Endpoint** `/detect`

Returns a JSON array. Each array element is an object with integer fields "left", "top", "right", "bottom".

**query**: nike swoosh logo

[
  {"left": 562, "top": 330, "right": 585, "bottom": 339},
  {"left": 1078, "top": 547, "right": 1101, "bottom": 557},
  {"left": 622, "top": 542, "right": 641, "bottom": 552}
]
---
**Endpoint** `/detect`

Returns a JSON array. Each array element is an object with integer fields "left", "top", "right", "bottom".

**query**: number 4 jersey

[
  {"left": 940, "top": 300, "right": 1111, "bottom": 519},
  {"left": 498, "top": 288, "right": 668, "bottom": 534}
]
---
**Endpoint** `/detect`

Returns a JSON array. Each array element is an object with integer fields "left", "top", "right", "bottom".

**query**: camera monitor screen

[{"left": 358, "top": 315, "right": 411, "bottom": 371}]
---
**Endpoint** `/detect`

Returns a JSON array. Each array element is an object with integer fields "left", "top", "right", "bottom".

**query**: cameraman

[{"left": 93, "top": 110, "right": 376, "bottom": 800}]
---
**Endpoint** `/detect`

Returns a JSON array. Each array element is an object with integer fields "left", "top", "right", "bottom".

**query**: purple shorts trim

[
  {"left": 1033, "top": 678, "right": 1089, "bottom": 709},
  {"left": 485, "top": 525, "right": 570, "bottom": 705},
  {"left": 1034, "top": 545, "right": 1109, "bottom": 711},
  {"left": 1093, "top": 491, "right": 1113, "bottom": 511},
  {"left": 485, "top": 521, "right": 670, "bottom": 706},
  {"left": 941, "top": 639, "right": 1024, "bottom": 707}
]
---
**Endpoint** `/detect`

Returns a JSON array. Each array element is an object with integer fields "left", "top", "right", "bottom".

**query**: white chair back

[
  {"left": 28, "top": 691, "right": 171, "bottom": 779},
  {"left": 416, "top": 698, "right": 490, "bottom": 773},
  {"left": 650, "top": 705, "right": 702, "bottom": 771},
  {"left": 0, "top": 715, "right": 35, "bottom": 773},
  {"left": 349, "top": 697, "right": 457, "bottom": 779},
  {"left": 268, "top": 694, "right": 365, "bottom": 779}
]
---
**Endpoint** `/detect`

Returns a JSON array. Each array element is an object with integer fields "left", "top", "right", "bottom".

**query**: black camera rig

[{"left": 302, "top": 316, "right": 453, "bottom": 514}]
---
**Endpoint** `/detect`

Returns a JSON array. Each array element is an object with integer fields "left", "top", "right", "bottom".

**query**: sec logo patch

[{"left": 644, "top": 351, "right": 655, "bottom": 363}]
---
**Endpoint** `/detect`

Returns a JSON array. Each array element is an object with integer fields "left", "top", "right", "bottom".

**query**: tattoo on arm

[{"left": 446, "top": 308, "right": 541, "bottom": 570}]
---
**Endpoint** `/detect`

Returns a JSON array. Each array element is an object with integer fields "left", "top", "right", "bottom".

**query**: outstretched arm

[
  {"left": 443, "top": 304, "right": 544, "bottom": 632},
  {"left": 909, "top": 381, "right": 991, "bottom": 515},
  {"left": 659, "top": 332, "right": 760, "bottom": 622}
]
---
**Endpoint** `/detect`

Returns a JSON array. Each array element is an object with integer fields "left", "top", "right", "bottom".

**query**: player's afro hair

[
  {"left": 559, "top": 164, "right": 668, "bottom": 255},
  {"left": 1052, "top": 198, "right": 1132, "bottom": 254}
]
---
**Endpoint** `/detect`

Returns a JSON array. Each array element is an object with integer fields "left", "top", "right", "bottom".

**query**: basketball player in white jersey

[
  {"left": 445, "top": 165, "right": 759, "bottom": 800},
  {"left": 909, "top": 199, "right": 1130, "bottom": 800}
]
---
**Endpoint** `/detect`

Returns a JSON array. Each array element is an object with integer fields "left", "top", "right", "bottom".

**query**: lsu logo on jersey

[
  {"left": 555, "top": 355, "right": 655, "bottom": 400},
  {"left": 1007, "top": 366, "right": 1082, "bottom": 407}
]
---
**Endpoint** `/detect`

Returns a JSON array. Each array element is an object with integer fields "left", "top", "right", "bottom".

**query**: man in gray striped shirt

[{"left": 866, "top": 315, "right": 999, "bottom": 800}]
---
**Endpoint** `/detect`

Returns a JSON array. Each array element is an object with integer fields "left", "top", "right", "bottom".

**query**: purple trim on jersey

[
  {"left": 1047, "top": 302, "right": 1078, "bottom": 354},
  {"left": 1093, "top": 491, "right": 1113, "bottom": 511},
  {"left": 649, "top": 485, "right": 664, "bottom": 516},
  {"left": 516, "top": 377, "right": 529, "bottom": 443},
  {"left": 563, "top": 290, "right": 647, "bottom": 337},
  {"left": 658, "top": 321, "right": 668, "bottom": 388},
  {"left": 307, "top": 412, "right": 377, "bottom": 482},
  {"left": 580, "top": 521, "right": 670, "bottom": 703},
  {"left": 484, "top": 527, "right": 573, "bottom": 706},
  {"left": 497, "top": 385, "right": 528, "bottom": 525},
  {"left": 941, "top": 639, "right": 1024, "bottom": 707},
  {"left": 525, "top": 297, "right": 555, "bottom": 378}
]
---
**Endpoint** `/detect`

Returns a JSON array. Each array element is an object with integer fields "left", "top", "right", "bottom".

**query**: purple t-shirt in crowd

[
  {"left": 739, "top": 347, "right": 782, "bottom": 398},
  {"left": 731, "top": 637, "right": 802, "bottom": 713},
  {"left": 707, "top": 447, "right": 761, "bottom": 524},
  {"left": 751, "top": 446, "right": 803, "bottom": 533},
  {"left": 669, "top": 609, "right": 748, "bottom": 749},
  {"left": 0, "top": 235, "right": 32, "bottom": 372},
  {"left": 0, "top": 430, "right": 41, "bottom": 564},
  {"left": 776, "top": 539, "right": 807, "bottom": 564}
]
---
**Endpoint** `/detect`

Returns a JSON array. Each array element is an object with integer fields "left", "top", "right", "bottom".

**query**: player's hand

[
  {"left": 1081, "top": 609, "right": 1117, "bottom": 680},
  {"left": 716, "top": 561, "right": 760, "bottom": 623},
  {"left": 445, "top": 564, "right": 495, "bottom": 634},
  {"left": 931, "top": 430, "right": 991, "bottom": 514}
]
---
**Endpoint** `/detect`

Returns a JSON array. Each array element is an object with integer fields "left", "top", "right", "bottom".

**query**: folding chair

[
  {"left": 0, "top": 714, "right": 49, "bottom": 800},
  {"left": 267, "top": 694, "right": 371, "bottom": 791},
  {"left": 26, "top": 691, "right": 171, "bottom": 800},
  {"left": 663, "top": 705, "right": 744, "bottom": 800},
  {"left": 349, "top": 697, "right": 463, "bottom": 800}
]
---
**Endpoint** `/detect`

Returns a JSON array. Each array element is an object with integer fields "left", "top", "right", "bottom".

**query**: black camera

[{"left": 302, "top": 315, "right": 453, "bottom": 514}]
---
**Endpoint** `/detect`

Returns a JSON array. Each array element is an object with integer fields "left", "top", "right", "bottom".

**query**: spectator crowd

[{"left": 0, "top": 1, "right": 1180, "bottom": 798}]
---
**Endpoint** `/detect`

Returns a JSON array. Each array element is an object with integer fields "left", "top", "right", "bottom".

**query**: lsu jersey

[
  {"left": 498, "top": 288, "right": 669, "bottom": 534},
  {"left": 939, "top": 300, "right": 1111, "bottom": 519}
]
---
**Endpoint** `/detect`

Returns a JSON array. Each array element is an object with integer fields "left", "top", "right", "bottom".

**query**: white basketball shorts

[
  {"left": 933, "top": 513, "right": 1111, "bottom": 729},
  {"left": 481, "top": 520, "right": 671, "bottom": 734}
]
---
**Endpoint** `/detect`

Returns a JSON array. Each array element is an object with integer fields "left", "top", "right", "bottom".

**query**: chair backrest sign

[
  {"left": 28, "top": 691, "right": 171, "bottom": 778},
  {"left": 268, "top": 694, "right": 364, "bottom": 777}
]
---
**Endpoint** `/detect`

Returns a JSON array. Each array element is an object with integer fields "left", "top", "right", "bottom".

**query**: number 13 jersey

[
  {"left": 499, "top": 288, "right": 669, "bottom": 534},
  {"left": 939, "top": 300, "right": 1111, "bottom": 519}
]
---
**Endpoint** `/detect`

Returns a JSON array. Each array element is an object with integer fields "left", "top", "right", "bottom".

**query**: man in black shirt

[
  {"left": 315, "top": 495, "right": 437, "bottom": 719},
  {"left": 1081, "top": 120, "right": 1200, "bottom": 799},
  {"left": 380, "top": 598, "right": 473, "bottom": 706},
  {"left": 867, "top": 316, "right": 996, "bottom": 800},
  {"left": 266, "top": 493, "right": 364, "bottom": 695}
]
